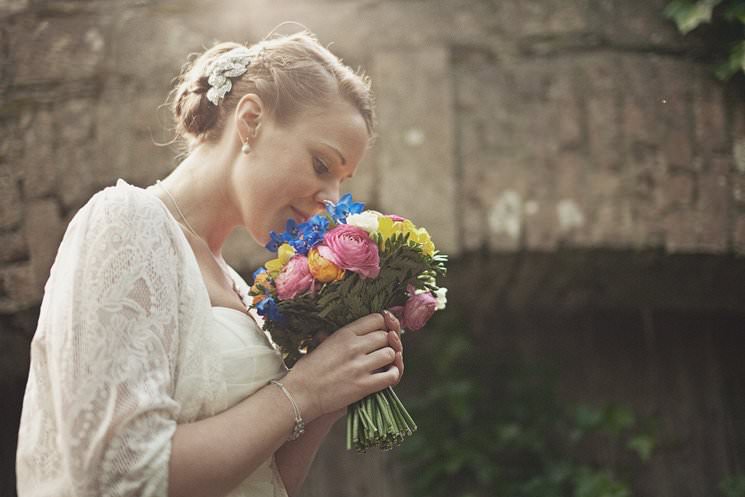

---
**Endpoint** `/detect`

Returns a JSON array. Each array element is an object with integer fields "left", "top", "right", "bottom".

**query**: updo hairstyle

[{"left": 170, "top": 31, "right": 376, "bottom": 151}]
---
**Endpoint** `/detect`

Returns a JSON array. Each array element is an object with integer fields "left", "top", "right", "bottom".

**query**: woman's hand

[
  {"left": 283, "top": 312, "right": 404, "bottom": 423},
  {"left": 381, "top": 309, "right": 404, "bottom": 384}
]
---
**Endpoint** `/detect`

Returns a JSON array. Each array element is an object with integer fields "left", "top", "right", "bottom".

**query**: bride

[{"left": 16, "top": 30, "right": 404, "bottom": 497}]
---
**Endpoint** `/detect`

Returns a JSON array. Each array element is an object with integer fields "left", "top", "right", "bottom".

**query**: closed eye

[{"left": 313, "top": 156, "right": 330, "bottom": 175}]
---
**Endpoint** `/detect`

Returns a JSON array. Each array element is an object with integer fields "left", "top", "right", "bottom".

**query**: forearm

[
  {"left": 274, "top": 411, "right": 343, "bottom": 497},
  {"left": 168, "top": 381, "right": 319, "bottom": 497}
]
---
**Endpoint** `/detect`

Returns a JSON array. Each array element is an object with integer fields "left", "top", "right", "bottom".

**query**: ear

[{"left": 234, "top": 93, "right": 264, "bottom": 143}]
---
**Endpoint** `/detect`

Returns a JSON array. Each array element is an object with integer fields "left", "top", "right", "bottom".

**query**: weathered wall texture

[
  {"left": 2, "top": 0, "right": 744, "bottom": 496},
  {"left": 2, "top": 0, "right": 744, "bottom": 313}
]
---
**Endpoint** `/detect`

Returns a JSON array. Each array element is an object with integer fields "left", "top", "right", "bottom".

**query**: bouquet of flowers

[{"left": 248, "top": 194, "right": 447, "bottom": 451}]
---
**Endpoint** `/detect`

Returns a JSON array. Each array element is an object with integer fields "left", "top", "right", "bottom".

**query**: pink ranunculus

[
  {"left": 388, "top": 214, "right": 406, "bottom": 222},
  {"left": 402, "top": 292, "right": 437, "bottom": 331},
  {"left": 275, "top": 255, "right": 313, "bottom": 300},
  {"left": 317, "top": 225, "right": 380, "bottom": 279}
]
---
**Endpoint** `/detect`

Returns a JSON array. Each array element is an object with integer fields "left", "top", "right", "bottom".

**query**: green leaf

[
  {"left": 664, "top": 0, "right": 722, "bottom": 34},
  {"left": 604, "top": 403, "right": 636, "bottom": 434},
  {"left": 574, "top": 404, "right": 604, "bottom": 431},
  {"left": 722, "top": 2, "right": 745, "bottom": 22},
  {"left": 720, "top": 475, "right": 745, "bottom": 497},
  {"left": 574, "top": 468, "right": 631, "bottom": 497},
  {"left": 715, "top": 41, "right": 745, "bottom": 80},
  {"left": 627, "top": 434, "right": 655, "bottom": 462}
]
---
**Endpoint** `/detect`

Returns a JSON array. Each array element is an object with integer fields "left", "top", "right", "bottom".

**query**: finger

[
  {"left": 363, "top": 346, "right": 396, "bottom": 372},
  {"left": 387, "top": 329, "right": 403, "bottom": 353},
  {"left": 368, "top": 365, "right": 400, "bottom": 391},
  {"left": 357, "top": 330, "right": 389, "bottom": 355},
  {"left": 310, "top": 330, "right": 331, "bottom": 348},
  {"left": 393, "top": 351, "right": 404, "bottom": 383},
  {"left": 381, "top": 310, "right": 401, "bottom": 334},
  {"left": 346, "top": 313, "right": 386, "bottom": 336}
]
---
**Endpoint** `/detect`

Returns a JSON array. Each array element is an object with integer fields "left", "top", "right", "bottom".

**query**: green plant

[
  {"left": 721, "top": 475, "right": 745, "bottom": 497},
  {"left": 665, "top": 0, "right": 745, "bottom": 79},
  {"left": 399, "top": 309, "right": 657, "bottom": 497}
]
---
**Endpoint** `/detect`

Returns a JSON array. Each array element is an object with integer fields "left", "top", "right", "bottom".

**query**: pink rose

[
  {"left": 402, "top": 292, "right": 437, "bottom": 331},
  {"left": 317, "top": 225, "right": 380, "bottom": 279},
  {"left": 275, "top": 255, "right": 313, "bottom": 300}
]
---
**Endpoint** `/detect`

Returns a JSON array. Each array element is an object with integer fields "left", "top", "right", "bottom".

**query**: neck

[{"left": 156, "top": 142, "right": 241, "bottom": 255}]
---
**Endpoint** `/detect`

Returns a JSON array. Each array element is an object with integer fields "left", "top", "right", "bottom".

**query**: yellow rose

[{"left": 308, "top": 247, "right": 345, "bottom": 283}]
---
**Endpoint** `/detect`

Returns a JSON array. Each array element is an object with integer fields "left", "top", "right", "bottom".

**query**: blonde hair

[{"left": 169, "top": 31, "right": 376, "bottom": 151}]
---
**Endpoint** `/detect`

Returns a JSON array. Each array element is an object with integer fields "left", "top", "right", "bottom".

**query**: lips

[{"left": 290, "top": 207, "right": 310, "bottom": 223}]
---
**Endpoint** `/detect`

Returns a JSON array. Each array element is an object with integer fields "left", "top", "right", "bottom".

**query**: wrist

[
  {"left": 270, "top": 379, "right": 305, "bottom": 441},
  {"left": 280, "top": 371, "right": 322, "bottom": 423}
]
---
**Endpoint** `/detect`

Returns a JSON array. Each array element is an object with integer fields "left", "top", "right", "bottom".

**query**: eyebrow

[{"left": 323, "top": 142, "right": 347, "bottom": 166}]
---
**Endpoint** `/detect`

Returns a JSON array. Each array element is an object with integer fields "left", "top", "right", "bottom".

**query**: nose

[{"left": 314, "top": 183, "right": 341, "bottom": 210}]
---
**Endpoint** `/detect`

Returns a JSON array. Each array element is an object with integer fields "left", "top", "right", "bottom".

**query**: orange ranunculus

[{"left": 308, "top": 246, "right": 345, "bottom": 283}]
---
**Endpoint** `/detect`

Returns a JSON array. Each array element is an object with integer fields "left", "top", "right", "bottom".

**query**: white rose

[
  {"left": 434, "top": 287, "right": 448, "bottom": 310},
  {"left": 345, "top": 211, "right": 380, "bottom": 233}
]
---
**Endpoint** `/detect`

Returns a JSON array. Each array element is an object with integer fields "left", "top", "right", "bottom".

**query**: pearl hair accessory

[{"left": 206, "top": 47, "right": 253, "bottom": 106}]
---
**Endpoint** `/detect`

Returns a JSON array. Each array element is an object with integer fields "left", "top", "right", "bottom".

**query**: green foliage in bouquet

[
  {"left": 249, "top": 198, "right": 448, "bottom": 452},
  {"left": 269, "top": 232, "right": 447, "bottom": 368}
]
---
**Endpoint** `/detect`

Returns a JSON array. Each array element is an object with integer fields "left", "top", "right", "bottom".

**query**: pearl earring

[{"left": 241, "top": 139, "right": 251, "bottom": 154}]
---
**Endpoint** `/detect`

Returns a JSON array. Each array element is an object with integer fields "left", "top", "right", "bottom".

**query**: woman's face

[{"left": 233, "top": 97, "right": 370, "bottom": 246}]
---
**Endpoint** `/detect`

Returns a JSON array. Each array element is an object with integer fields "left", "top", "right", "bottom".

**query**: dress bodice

[
  {"left": 210, "top": 306, "right": 287, "bottom": 409},
  {"left": 209, "top": 306, "right": 289, "bottom": 497}
]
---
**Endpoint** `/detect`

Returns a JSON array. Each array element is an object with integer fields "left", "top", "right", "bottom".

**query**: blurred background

[{"left": 2, "top": 0, "right": 745, "bottom": 496}]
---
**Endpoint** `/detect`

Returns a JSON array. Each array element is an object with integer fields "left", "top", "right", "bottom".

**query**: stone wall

[
  {"left": 2, "top": 0, "right": 744, "bottom": 495},
  {"left": 2, "top": 0, "right": 744, "bottom": 314}
]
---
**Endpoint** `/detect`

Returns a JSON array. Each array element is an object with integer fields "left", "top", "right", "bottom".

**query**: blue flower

[
  {"left": 256, "top": 296, "right": 285, "bottom": 323},
  {"left": 284, "top": 219, "right": 301, "bottom": 238},
  {"left": 303, "top": 214, "right": 330, "bottom": 235},
  {"left": 265, "top": 211, "right": 334, "bottom": 254},
  {"left": 266, "top": 230, "right": 289, "bottom": 252},
  {"left": 325, "top": 193, "right": 365, "bottom": 224}
]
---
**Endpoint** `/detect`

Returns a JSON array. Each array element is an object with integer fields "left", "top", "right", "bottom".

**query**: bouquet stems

[{"left": 346, "top": 387, "right": 417, "bottom": 452}]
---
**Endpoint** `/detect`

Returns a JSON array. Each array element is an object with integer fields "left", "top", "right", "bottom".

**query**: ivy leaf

[
  {"left": 723, "top": 2, "right": 745, "bottom": 23},
  {"left": 627, "top": 434, "right": 656, "bottom": 462},
  {"left": 720, "top": 475, "right": 745, "bottom": 497},
  {"left": 664, "top": 0, "right": 722, "bottom": 34},
  {"left": 574, "top": 404, "right": 604, "bottom": 432},
  {"left": 715, "top": 41, "right": 745, "bottom": 80},
  {"left": 604, "top": 403, "right": 636, "bottom": 434},
  {"left": 574, "top": 468, "right": 631, "bottom": 497}
]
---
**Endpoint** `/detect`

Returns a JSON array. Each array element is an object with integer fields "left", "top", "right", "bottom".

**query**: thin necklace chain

[
  {"left": 156, "top": 179, "right": 201, "bottom": 240},
  {"left": 155, "top": 179, "right": 243, "bottom": 300}
]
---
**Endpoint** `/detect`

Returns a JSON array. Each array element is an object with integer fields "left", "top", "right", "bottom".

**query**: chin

[{"left": 245, "top": 225, "right": 270, "bottom": 247}]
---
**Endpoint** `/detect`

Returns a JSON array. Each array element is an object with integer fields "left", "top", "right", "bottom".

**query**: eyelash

[{"left": 313, "top": 156, "right": 330, "bottom": 175}]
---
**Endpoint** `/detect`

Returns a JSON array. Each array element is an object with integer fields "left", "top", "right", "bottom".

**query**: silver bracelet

[{"left": 270, "top": 379, "right": 305, "bottom": 441}]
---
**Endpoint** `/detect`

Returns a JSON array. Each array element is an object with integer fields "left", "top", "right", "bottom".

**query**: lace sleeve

[{"left": 44, "top": 186, "right": 183, "bottom": 496}]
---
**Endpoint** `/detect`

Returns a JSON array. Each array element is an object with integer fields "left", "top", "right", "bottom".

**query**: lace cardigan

[{"left": 16, "top": 179, "right": 281, "bottom": 496}]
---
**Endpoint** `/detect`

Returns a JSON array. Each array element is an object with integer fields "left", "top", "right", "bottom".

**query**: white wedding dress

[{"left": 16, "top": 179, "right": 289, "bottom": 497}]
